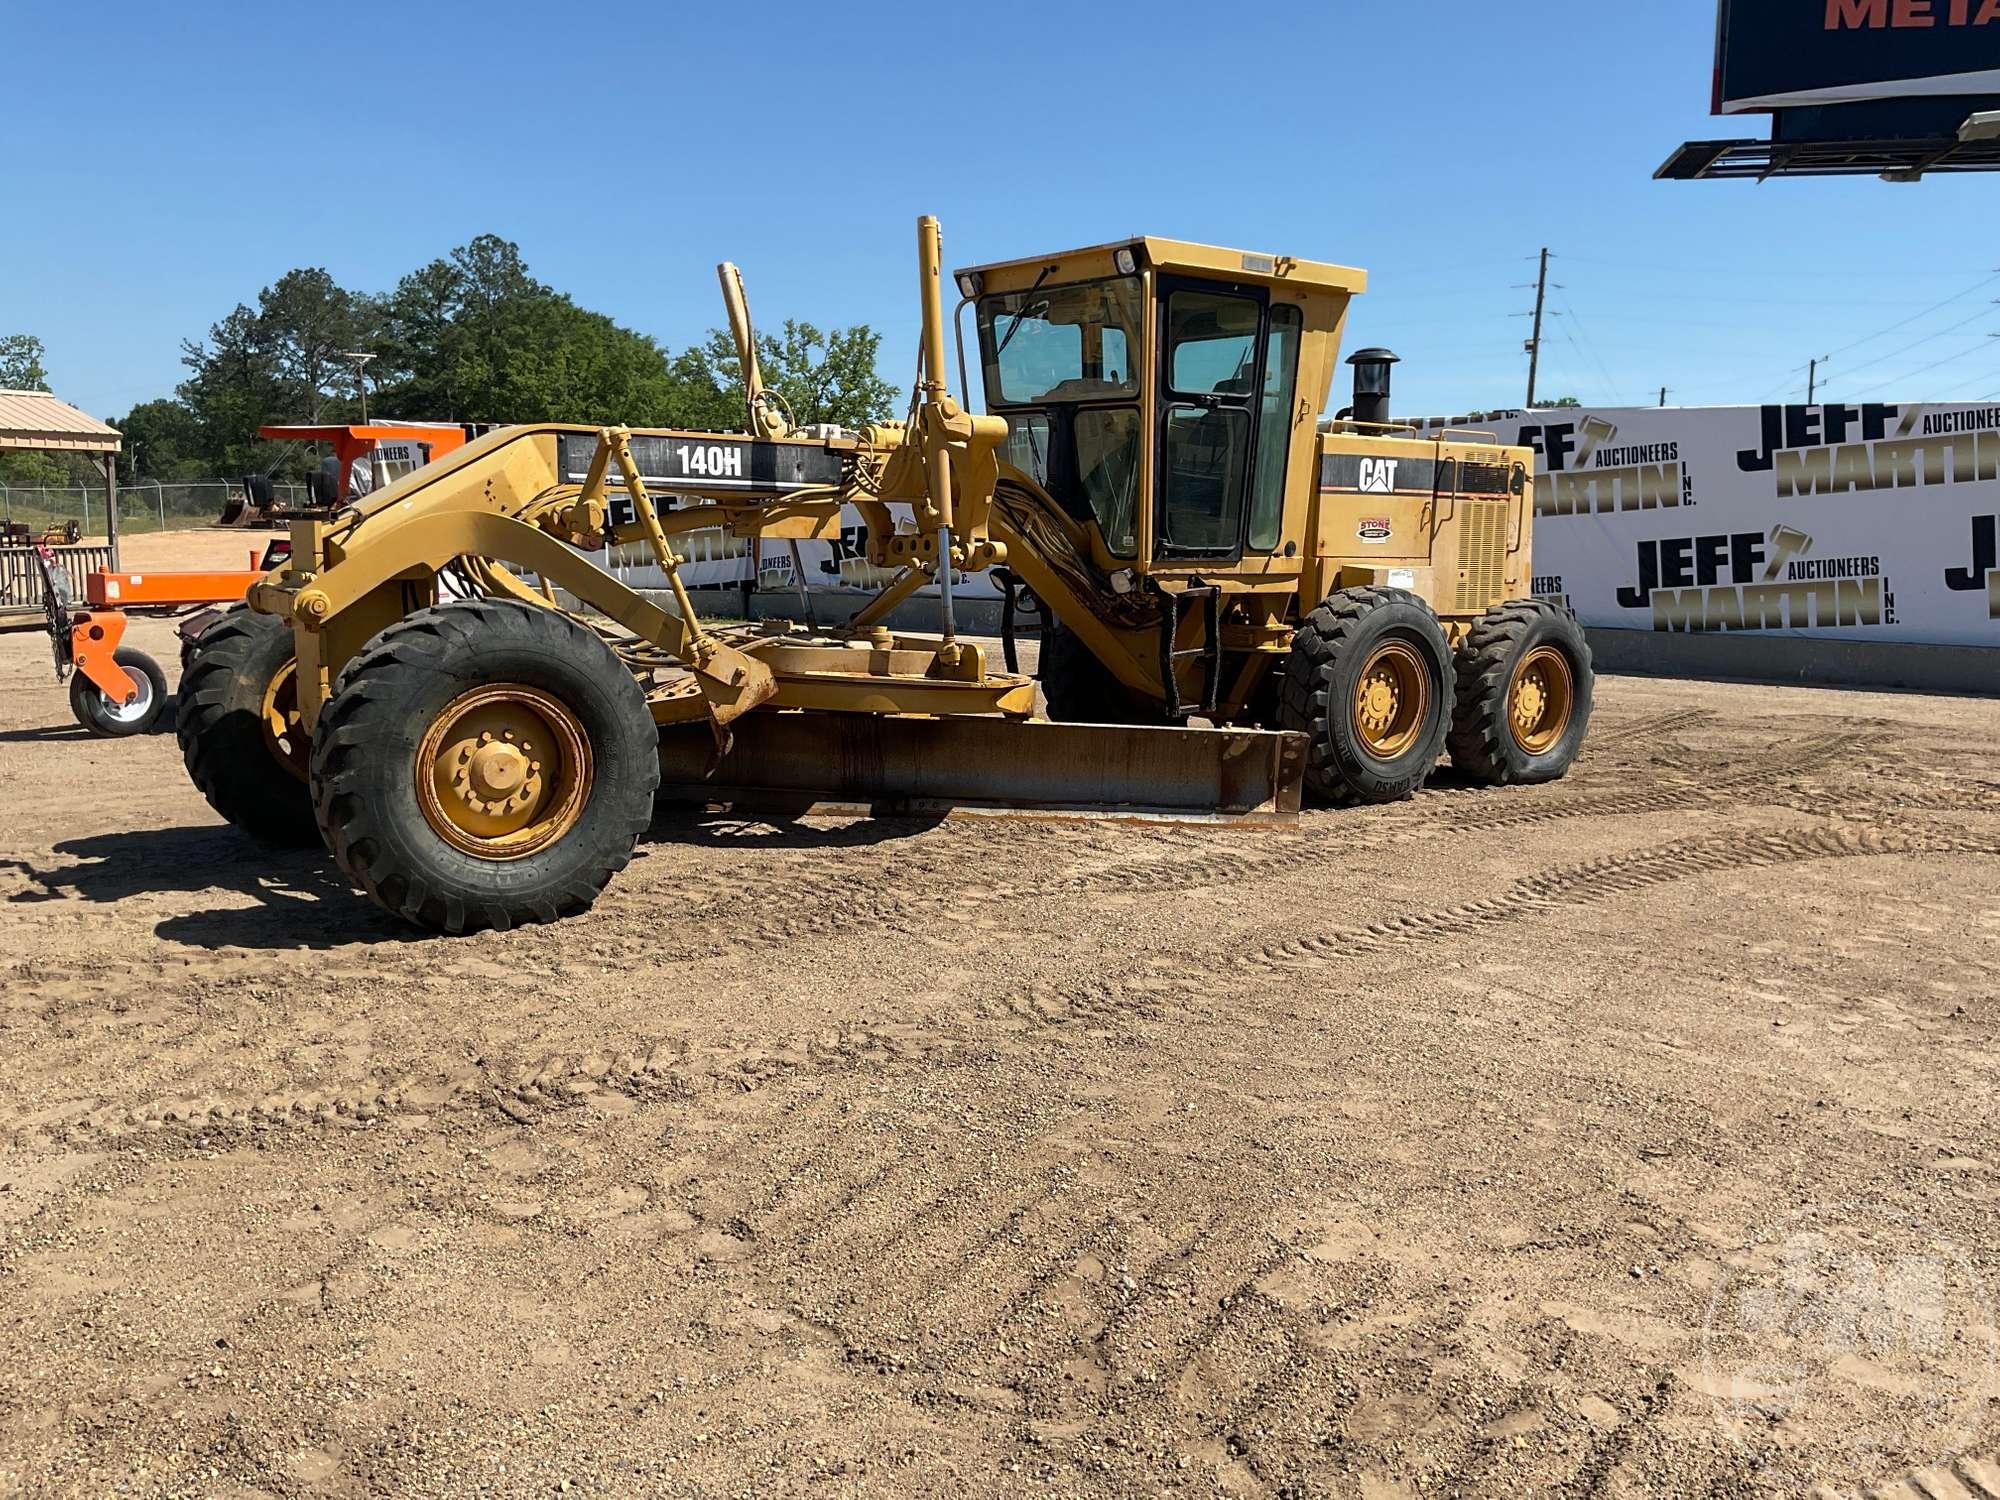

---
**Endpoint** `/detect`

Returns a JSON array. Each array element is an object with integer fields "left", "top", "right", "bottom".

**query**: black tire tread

[
  {"left": 309, "top": 599, "right": 658, "bottom": 935},
  {"left": 175, "top": 608, "right": 318, "bottom": 844},
  {"left": 1280, "top": 586, "right": 1452, "bottom": 806},
  {"left": 1446, "top": 599, "right": 1594, "bottom": 785},
  {"left": 1038, "top": 617, "right": 1155, "bottom": 725}
]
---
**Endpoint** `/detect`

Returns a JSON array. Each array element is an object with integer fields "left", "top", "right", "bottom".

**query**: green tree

[
  {"left": 258, "top": 268, "right": 375, "bottom": 422},
  {"left": 376, "top": 234, "right": 704, "bottom": 427},
  {"left": 0, "top": 333, "right": 50, "bottom": 391},
  {"left": 116, "top": 398, "right": 210, "bottom": 481},
  {"left": 176, "top": 268, "right": 376, "bottom": 476},
  {"left": 683, "top": 320, "right": 898, "bottom": 430},
  {"left": 178, "top": 304, "right": 294, "bottom": 477},
  {"left": 108, "top": 237, "right": 901, "bottom": 483}
]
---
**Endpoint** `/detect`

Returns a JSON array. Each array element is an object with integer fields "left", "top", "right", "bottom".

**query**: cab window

[
  {"left": 977, "top": 277, "right": 1142, "bottom": 405},
  {"left": 1158, "top": 288, "right": 1262, "bottom": 558},
  {"left": 1168, "top": 291, "right": 1259, "bottom": 396},
  {"left": 1247, "top": 304, "right": 1302, "bottom": 551}
]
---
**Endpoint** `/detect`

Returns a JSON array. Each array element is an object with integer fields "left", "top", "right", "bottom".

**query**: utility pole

[
  {"left": 1658, "top": 387, "right": 1669, "bottom": 408},
  {"left": 1806, "top": 357, "right": 1827, "bottom": 404},
  {"left": 339, "top": 351, "right": 377, "bottom": 423},
  {"left": 1525, "top": 247, "right": 1550, "bottom": 408}
]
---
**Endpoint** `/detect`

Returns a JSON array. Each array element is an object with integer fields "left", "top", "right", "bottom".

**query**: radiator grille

[{"left": 1455, "top": 499, "right": 1509, "bottom": 611}]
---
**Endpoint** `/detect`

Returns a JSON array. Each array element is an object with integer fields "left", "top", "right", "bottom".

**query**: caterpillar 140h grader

[{"left": 177, "top": 216, "right": 1592, "bottom": 934}]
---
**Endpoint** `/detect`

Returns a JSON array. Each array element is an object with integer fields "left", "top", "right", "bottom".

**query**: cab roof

[{"left": 955, "top": 235, "right": 1368, "bottom": 297}]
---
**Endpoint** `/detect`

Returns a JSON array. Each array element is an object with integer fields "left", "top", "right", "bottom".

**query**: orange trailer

[{"left": 35, "top": 542, "right": 283, "bottom": 736}]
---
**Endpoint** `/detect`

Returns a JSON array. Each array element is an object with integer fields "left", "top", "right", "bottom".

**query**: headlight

[
  {"left": 955, "top": 271, "right": 983, "bottom": 299},
  {"left": 1113, "top": 246, "right": 1138, "bottom": 275}
]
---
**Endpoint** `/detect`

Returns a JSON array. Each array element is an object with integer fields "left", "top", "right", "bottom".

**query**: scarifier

[{"left": 178, "top": 216, "right": 1592, "bottom": 934}]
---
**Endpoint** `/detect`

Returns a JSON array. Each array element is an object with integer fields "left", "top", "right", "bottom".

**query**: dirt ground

[{"left": 2, "top": 578, "right": 1998, "bottom": 1498}]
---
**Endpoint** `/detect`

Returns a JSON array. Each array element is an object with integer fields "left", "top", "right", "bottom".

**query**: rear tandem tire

[
  {"left": 1446, "top": 600, "right": 1593, "bottom": 785},
  {"left": 176, "top": 607, "right": 319, "bottom": 845},
  {"left": 71, "top": 648, "right": 168, "bottom": 737},
  {"left": 1280, "top": 586, "right": 1453, "bottom": 806},
  {"left": 309, "top": 599, "right": 660, "bottom": 935}
]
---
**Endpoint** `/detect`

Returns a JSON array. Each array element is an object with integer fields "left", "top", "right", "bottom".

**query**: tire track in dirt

[
  {"left": 20, "top": 809, "right": 1987, "bottom": 1152},
  {"left": 539, "top": 712, "right": 1755, "bottom": 960},
  {"left": 1816, "top": 1452, "right": 2000, "bottom": 1499},
  {"left": 1241, "top": 823, "right": 2000, "bottom": 975},
  {"left": 1394, "top": 731, "right": 1864, "bottom": 833},
  {"left": 1009, "top": 728, "right": 1866, "bottom": 903},
  {"left": 2, "top": 1018, "right": 939, "bottom": 1149},
  {"left": 3, "top": 967, "right": 1202, "bottom": 1151},
  {"left": 0, "top": 722, "right": 1935, "bottom": 1156},
  {"left": 1585, "top": 707, "right": 1715, "bottom": 748}
]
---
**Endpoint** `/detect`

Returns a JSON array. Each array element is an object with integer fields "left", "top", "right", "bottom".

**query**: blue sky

[{"left": 6, "top": 1, "right": 1998, "bottom": 422}]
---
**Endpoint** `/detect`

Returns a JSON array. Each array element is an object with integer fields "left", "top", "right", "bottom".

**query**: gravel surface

[{"left": 1, "top": 569, "right": 1997, "bottom": 1498}]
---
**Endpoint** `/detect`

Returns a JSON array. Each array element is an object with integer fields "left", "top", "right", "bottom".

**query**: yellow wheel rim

[
  {"left": 260, "top": 661, "right": 311, "bottom": 784},
  {"left": 1508, "top": 644, "right": 1575, "bottom": 755},
  {"left": 1350, "top": 640, "right": 1431, "bottom": 759},
  {"left": 415, "top": 684, "right": 592, "bottom": 861}
]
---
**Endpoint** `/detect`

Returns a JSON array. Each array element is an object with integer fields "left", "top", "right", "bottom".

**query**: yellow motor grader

[{"left": 177, "top": 216, "right": 1591, "bottom": 934}]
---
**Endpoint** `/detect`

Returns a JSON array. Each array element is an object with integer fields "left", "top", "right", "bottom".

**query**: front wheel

[
  {"left": 1280, "top": 587, "right": 1452, "bottom": 806},
  {"left": 1037, "top": 617, "right": 1156, "bottom": 725},
  {"left": 310, "top": 599, "right": 660, "bottom": 935},
  {"left": 1446, "top": 600, "right": 1593, "bottom": 785},
  {"left": 71, "top": 648, "right": 168, "bottom": 737}
]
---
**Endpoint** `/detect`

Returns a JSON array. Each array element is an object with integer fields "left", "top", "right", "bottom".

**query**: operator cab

[{"left": 959, "top": 238, "right": 1364, "bottom": 576}]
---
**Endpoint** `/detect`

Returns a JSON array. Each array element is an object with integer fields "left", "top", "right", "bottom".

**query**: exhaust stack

[{"left": 1347, "top": 347, "right": 1400, "bottom": 428}]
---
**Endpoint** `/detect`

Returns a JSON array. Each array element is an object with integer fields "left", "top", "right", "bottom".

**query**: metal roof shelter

[{"left": 0, "top": 388, "right": 124, "bottom": 569}]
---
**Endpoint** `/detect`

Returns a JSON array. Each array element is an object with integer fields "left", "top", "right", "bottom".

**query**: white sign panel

[
  {"left": 599, "top": 504, "right": 1003, "bottom": 600},
  {"left": 1417, "top": 402, "right": 2000, "bottom": 648}
]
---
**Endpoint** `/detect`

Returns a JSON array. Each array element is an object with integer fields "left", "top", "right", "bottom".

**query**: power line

[
  {"left": 1737, "top": 268, "right": 2000, "bottom": 399},
  {"left": 1821, "top": 304, "right": 1999, "bottom": 391},
  {"left": 1844, "top": 335, "right": 2000, "bottom": 399},
  {"left": 1816, "top": 272, "right": 2000, "bottom": 365},
  {"left": 1557, "top": 291, "right": 1626, "bottom": 406},
  {"left": 1555, "top": 253, "right": 1998, "bottom": 279}
]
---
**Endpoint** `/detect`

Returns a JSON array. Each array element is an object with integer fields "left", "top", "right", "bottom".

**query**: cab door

[
  {"left": 1152, "top": 280, "right": 1303, "bottom": 567},
  {"left": 1154, "top": 278, "right": 1267, "bottom": 562}
]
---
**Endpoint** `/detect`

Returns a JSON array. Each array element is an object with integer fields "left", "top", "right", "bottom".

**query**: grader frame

[
  {"left": 244, "top": 217, "right": 1302, "bottom": 822},
  {"left": 193, "top": 212, "right": 1587, "bottom": 933}
]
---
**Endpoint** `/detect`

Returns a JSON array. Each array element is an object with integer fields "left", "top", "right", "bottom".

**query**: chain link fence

[{"left": 0, "top": 482, "right": 311, "bottom": 541}]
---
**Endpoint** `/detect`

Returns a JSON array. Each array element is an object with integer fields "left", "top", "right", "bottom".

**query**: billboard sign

[
  {"left": 1406, "top": 403, "right": 2000, "bottom": 648},
  {"left": 1715, "top": 0, "right": 2000, "bottom": 114}
]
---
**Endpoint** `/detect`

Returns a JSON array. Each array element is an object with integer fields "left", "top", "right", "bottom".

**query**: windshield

[{"left": 977, "top": 275, "right": 1142, "bottom": 405}]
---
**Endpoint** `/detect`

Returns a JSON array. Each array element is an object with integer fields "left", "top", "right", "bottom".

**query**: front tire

[
  {"left": 71, "top": 648, "right": 168, "bottom": 737},
  {"left": 176, "top": 608, "right": 318, "bottom": 844},
  {"left": 1280, "top": 587, "right": 1452, "bottom": 806},
  {"left": 309, "top": 599, "right": 659, "bottom": 935},
  {"left": 1446, "top": 600, "right": 1593, "bottom": 785},
  {"left": 1037, "top": 617, "right": 1155, "bottom": 725}
]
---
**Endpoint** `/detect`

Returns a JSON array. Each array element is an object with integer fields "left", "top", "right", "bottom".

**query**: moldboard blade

[{"left": 657, "top": 713, "right": 1305, "bottom": 824}]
